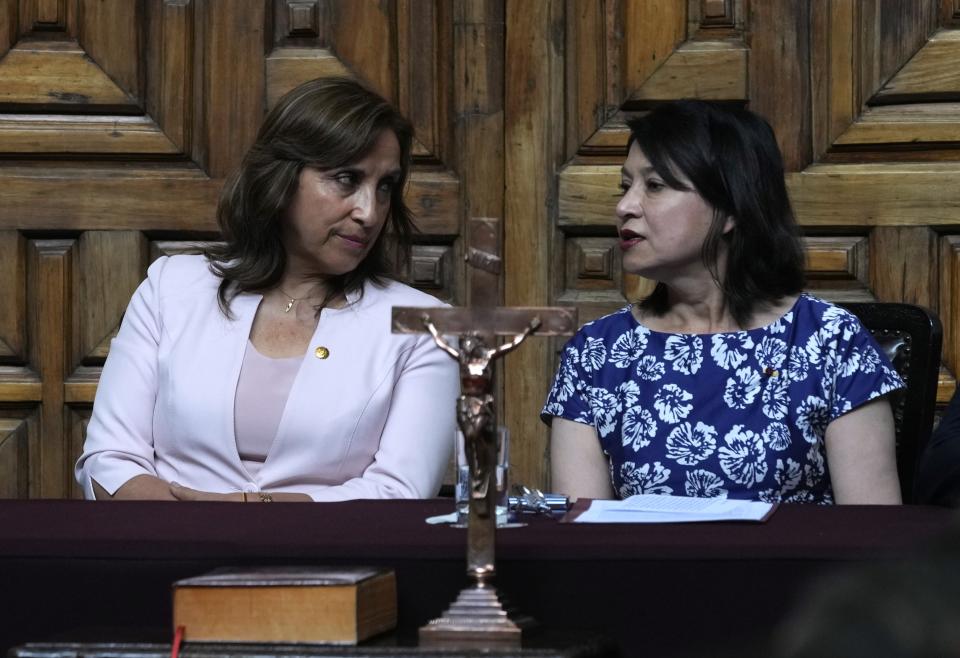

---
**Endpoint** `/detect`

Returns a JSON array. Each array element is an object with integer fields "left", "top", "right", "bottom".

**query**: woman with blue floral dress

[{"left": 542, "top": 100, "right": 903, "bottom": 505}]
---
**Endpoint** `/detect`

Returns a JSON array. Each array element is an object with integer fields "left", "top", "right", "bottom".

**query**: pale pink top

[{"left": 234, "top": 340, "right": 302, "bottom": 477}]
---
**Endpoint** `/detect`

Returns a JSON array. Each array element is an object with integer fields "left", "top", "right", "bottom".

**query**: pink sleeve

[{"left": 74, "top": 257, "right": 167, "bottom": 498}]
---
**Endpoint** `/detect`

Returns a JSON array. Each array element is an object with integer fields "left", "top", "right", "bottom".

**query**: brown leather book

[{"left": 172, "top": 566, "right": 396, "bottom": 644}]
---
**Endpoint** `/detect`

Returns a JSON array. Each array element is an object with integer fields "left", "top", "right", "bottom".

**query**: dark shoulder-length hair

[
  {"left": 626, "top": 99, "right": 805, "bottom": 327},
  {"left": 204, "top": 76, "right": 416, "bottom": 317}
]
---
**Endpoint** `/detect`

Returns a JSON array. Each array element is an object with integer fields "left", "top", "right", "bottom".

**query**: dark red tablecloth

[{"left": 0, "top": 499, "right": 955, "bottom": 657}]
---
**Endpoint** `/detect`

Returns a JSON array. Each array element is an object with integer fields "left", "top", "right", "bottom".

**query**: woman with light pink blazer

[{"left": 76, "top": 77, "right": 458, "bottom": 502}]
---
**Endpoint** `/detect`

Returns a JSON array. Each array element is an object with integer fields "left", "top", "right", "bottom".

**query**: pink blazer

[{"left": 75, "top": 255, "right": 460, "bottom": 501}]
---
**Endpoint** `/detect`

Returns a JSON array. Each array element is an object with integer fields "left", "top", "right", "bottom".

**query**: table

[{"left": 0, "top": 499, "right": 954, "bottom": 657}]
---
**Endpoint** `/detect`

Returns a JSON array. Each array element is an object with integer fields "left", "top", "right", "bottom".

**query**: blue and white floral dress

[{"left": 541, "top": 294, "right": 904, "bottom": 504}]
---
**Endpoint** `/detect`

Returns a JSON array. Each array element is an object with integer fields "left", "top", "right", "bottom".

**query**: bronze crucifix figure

[{"left": 392, "top": 217, "right": 577, "bottom": 647}]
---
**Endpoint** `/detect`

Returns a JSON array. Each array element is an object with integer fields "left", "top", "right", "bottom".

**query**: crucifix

[{"left": 392, "top": 217, "right": 577, "bottom": 647}]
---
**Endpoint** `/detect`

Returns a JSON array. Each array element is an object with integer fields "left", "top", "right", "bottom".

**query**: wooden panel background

[{"left": 1, "top": 0, "right": 958, "bottom": 497}]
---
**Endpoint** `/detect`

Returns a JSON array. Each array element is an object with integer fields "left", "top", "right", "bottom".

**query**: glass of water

[{"left": 454, "top": 426, "right": 509, "bottom": 527}]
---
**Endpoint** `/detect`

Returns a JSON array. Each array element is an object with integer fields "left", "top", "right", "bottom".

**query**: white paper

[
  {"left": 571, "top": 494, "right": 774, "bottom": 523},
  {"left": 424, "top": 512, "right": 458, "bottom": 525}
]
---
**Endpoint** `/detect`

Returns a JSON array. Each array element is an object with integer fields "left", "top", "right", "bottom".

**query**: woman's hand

[
  {"left": 93, "top": 474, "right": 177, "bottom": 500},
  {"left": 170, "top": 483, "right": 313, "bottom": 502},
  {"left": 169, "top": 482, "right": 244, "bottom": 502},
  {"left": 95, "top": 476, "right": 313, "bottom": 502}
]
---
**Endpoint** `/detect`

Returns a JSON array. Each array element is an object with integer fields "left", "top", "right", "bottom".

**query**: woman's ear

[{"left": 722, "top": 215, "right": 736, "bottom": 235}]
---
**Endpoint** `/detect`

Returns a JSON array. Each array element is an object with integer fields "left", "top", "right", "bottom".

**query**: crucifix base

[{"left": 418, "top": 582, "right": 533, "bottom": 649}]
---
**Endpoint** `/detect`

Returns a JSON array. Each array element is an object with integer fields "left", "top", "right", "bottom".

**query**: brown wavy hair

[{"left": 204, "top": 76, "right": 415, "bottom": 317}]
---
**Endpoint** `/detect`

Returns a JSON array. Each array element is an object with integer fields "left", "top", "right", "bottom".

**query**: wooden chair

[{"left": 841, "top": 303, "right": 943, "bottom": 502}]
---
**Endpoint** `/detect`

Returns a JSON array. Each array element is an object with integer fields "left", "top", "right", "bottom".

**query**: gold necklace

[{"left": 277, "top": 287, "right": 314, "bottom": 313}]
